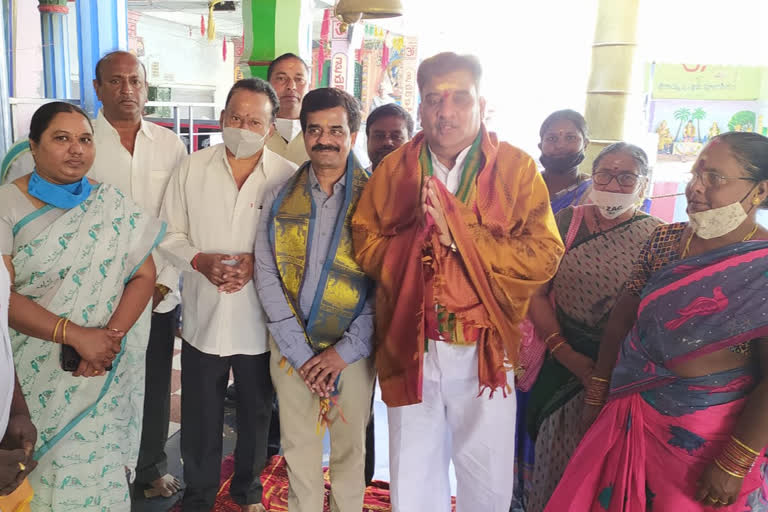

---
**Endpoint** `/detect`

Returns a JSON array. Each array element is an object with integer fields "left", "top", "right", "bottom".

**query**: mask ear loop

[{"left": 740, "top": 184, "right": 760, "bottom": 215}]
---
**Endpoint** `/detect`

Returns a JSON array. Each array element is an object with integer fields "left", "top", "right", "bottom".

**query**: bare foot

[
  {"left": 240, "top": 504, "right": 266, "bottom": 512},
  {"left": 143, "top": 473, "right": 182, "bottom": 499}
]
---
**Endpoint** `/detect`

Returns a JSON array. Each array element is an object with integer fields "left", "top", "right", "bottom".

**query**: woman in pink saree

[{"left": 545, "top": 132, "right": 768, "bottom": 511}]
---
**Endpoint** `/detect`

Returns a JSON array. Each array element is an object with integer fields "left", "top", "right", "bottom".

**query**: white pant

[{"left": 388, "top": 340, "right": 517, "bottom": 512}]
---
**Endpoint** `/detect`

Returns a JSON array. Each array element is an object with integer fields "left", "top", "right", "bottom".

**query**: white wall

[
  {"left": 135, "top": 12, "right": 234, "bottom": 119},
  {"left": 10, "top": 0, "right": 44, "bottom": 139}
]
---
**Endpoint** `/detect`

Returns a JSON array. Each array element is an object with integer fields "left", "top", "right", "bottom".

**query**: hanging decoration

[
  {"left": 235, "top": 31, "right": 244, "bottom": 58},
  {"left": 222, "top": 36, "right": 227, "bottom": 62},
  {"left": 317, "top": 9, "right": 332, "bottom": 85},
  {"left": 381, "top": 31, "right": 390, "bottom": 70},
  {"left": 207, "top": 0, "right": 221, "bottom": 41},
  {"left": 200, "top": 15, "right": 205, "bottom": 37}
]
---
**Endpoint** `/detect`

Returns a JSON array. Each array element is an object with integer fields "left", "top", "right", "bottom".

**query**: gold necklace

[{"left": 682, "top": 223, "right": 759, "bottom": 258}]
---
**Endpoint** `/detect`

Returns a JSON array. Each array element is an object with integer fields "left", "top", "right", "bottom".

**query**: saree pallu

[
  {"left": 545, "top": 240, "right": 768, "bottom": 511},
  {"left": 10, "top": 184, "right": 165, "bottom": 511},
  {"left": 548, "top": 178, "right": 591, "bottom": 214},
  {"left": 521, "top": 212, "right": 659, "bottom": 511}
]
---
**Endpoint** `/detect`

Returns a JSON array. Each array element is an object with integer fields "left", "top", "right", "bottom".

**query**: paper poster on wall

[{"left": 651, "top": 64, "right": 762, "bottom": 101}]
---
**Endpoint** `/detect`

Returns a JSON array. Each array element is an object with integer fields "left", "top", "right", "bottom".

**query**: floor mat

[{"left": 172, "top": 454, "right": 457, "bottom": 511}]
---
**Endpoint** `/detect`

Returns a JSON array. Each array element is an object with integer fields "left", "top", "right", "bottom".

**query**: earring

[{"left": 753, "top": 196, "right": 762, "bottom": 205}]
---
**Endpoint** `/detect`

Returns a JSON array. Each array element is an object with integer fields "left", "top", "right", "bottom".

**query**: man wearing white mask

[
  {"left": 159, "top": 78, "right": 297, "bottom": 512},
  {"left": 266, "top": 53, "right": 311, "bottom": 165}
]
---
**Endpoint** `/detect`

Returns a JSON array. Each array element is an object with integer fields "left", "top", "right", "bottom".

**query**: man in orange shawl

[{"left": 352, "top": 52, "right": 563, "bottom": 511}]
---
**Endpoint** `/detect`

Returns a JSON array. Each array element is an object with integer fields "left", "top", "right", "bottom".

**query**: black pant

[
  {"left": 135, "top": 309, "right": 178, "bottom": 486},
  {"left": 267, "top": 396, "right": 281, "bottom": 458},
  {"left": 180, "top": 341, "right": 273, "bottom": 511},
  {"left": 364, "top": 393, "right": 375, "bottom": 485}
]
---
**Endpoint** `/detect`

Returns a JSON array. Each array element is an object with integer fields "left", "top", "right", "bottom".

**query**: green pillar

[{"left": 241, "top": 0, "right": 312, "bottom": 80}]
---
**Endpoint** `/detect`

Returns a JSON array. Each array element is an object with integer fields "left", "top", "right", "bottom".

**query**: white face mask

[
  {"left": 275, "top": 118, "right": 302, "bottom": 142},
  {"left": 688, "top": 201, "right": 748, "bottom": 239},
  {"left": 222, "top": 127, "right": 268, "bottom": 159},
  {"left": 589, "top": 188, "right": 639, "bottom": 219}
]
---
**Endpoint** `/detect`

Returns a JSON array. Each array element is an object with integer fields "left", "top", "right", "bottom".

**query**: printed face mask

[
  {"left": 589, "top": 188, "right": 639, "bottom": 219},
  {"left": 688, "top": 201, "right": 748, "bottom": 239}
]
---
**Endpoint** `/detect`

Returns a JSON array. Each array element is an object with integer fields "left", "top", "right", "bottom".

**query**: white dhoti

[{"left": 388, "top": 339, "right": 517, "bottom": 512}]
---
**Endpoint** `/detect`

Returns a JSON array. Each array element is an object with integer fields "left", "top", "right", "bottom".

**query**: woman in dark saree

[{"left": 525, "top": 143, "right": 661, "bottom": 510}]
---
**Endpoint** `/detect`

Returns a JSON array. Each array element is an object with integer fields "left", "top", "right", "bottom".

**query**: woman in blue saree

[
  {"left": 546, "top": 132, "right": 768, "bottom": 510},
  {"left": 0, "top": 102, "right": 164, "bottom": 510}
]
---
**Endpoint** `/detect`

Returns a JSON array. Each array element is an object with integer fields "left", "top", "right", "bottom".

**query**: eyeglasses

[
  {"left": 592, "top": 172, "right": 640, "bottom": 187},
  {"left": 685, "top": 170, "right": 754, "bottom": 188}
]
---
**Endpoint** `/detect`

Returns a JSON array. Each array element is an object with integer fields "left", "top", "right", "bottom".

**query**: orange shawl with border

[{"left": 352, "top": 127, "right": 563, "bottom": 407}]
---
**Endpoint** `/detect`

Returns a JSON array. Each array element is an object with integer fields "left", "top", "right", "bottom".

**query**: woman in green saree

[
  {"left": 0, "top": 102, "right": 164, "bottom": 510},
  {"left": 525, "top": 143, "right": 662, "bottom": 511}
]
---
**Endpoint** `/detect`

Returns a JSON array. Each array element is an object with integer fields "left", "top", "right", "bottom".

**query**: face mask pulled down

[
  {"left": 688, "top": 201, "right": 750, "bottom": 240},
  {"left": 222, "top": 127, "right": 267, "bottom": 159},
  {"left": 589, "top": 188, "right": 639, "bottom": 219}
]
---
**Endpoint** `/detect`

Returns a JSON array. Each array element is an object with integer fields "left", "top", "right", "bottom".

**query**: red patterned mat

[{"left": 172, "top": 455, "right": 456, "bottom": 511}]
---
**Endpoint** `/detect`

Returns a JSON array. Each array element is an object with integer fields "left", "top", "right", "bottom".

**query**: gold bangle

[
  {"left": 550, "top": 340, "right": 567, "bottom": 354},
  {"left": 714, "top": 458, "right": 747, "bottom": 479},
  {"left": 591, "top": 376, "right": 609, "bottom": 383},
  {"left": 544, "top": 331, "right": 561, "bottom": 345},
  {"left": 730, "top": 435, "right": 761, "bottom": 456},
  {"left": 62, "top": 319, "right": 70, "bottom": 345},
  {"left": 52, "top": 317, "right": 64, "bottom": 344}
]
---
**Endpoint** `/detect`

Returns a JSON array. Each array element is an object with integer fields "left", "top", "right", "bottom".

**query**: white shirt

[
  {"left": 426, "top": 143, "right": 473, "bottom": 354},
  {"left": 428, "top": 144, "right": 472, "bottom": 195},
  {"left": 159, "top": 144, "right": 298, "bottom": 356},
  {"left": 88, "top": 110, "right": 188, "bottom": 313},
  {"left": 0, "top": 261, "right": 13, "bottom": 438}
]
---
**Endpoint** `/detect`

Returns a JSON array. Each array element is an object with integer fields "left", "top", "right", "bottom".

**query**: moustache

[{"left": 312, "top": 144, "right": 340, "bottom": 152}]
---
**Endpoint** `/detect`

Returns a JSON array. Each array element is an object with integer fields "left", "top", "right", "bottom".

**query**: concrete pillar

[
  {"left": 583, "top": 0, "right": 641, "bottom": 170},
  {"left": 75, "top": 0, "right": 128, "bottom": 117},
  {"left": 38, "top": 0, "right": 71, "bottom": 98},
  {"left": 240, "top": 0, "right": 312, "bottom": 80}
]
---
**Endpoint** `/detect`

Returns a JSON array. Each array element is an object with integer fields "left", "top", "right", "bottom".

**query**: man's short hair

[
  {"left": 365, "top": 103, "right": 414, "bottom": 138},
  {"left": 300, "top": 88, "right": 361, "bottom": 133},
  {"left": 95, "top": 51, "right": 147, "bottom": 84},
  {"left": 416, "top": 52, "right": 482, "bottom": 93},
  {"left": 267, "top": 53, "right": 310, "bottom": 81},
  {"left": 224, "top": 78, "right": 280, "bottom": 122}
]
